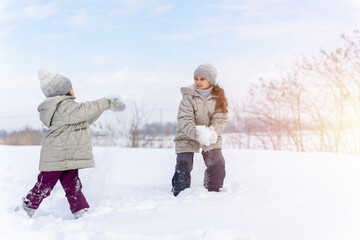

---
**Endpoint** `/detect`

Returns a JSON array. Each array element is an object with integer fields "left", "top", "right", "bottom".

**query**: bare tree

[
  {"left": 91, "top": 113, "right": 127, "bottom": 146},
  {"left": 128, "top": 99, "right": 151, "bottom": 148},
  {"left": 301, "top": 30, "right": 360, "bottom": 154},
  {"left": 235, "top": 30, "right": 360, "bottom": 154}
]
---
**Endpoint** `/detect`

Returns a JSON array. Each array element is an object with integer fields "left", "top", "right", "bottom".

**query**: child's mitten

[
  {"left": 208, "top": 126, "right": 218, "bottom": 144},
  {"left": 108, "top": 96, "right": 126, "bottom": 112}
]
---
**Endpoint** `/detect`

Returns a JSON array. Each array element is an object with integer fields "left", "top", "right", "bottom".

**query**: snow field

[{"left": 0, "top": 146, "right": 360, "bottom": 239}]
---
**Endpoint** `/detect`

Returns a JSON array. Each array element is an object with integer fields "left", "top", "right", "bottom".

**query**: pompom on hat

[
  {"left": 193, "top": 63, "right": 218, "bottom": 85},
  {"left": 38, "top": 68, "right": 72, "bottom": 98}
]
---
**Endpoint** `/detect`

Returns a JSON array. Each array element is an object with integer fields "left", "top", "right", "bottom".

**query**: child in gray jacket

[
  {"left": 172, "top": 63, "right": 228, "bottom": 196},
  {"left": 20, "top": 68, "right": 125, "bottom": 218}
]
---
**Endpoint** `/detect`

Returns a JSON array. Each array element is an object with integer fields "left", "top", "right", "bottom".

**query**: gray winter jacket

[
  {"left": 174, "top": 85, "right": 228, "bottom": 153},
  {"left": 38, "top": 95, "right": 110, "bottom": 171}
]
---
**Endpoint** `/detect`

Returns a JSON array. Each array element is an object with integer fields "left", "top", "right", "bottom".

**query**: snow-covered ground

[{"left": 1, "top": 146, "right": 360, "bottom": 240}]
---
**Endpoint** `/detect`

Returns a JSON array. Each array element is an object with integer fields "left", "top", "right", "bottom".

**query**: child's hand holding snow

[
  {"left": 107, "top": 94, "right": 126, "bottom": 112},
  {"left": 196, "top": 125, "right": 218, "bottom": 147}
]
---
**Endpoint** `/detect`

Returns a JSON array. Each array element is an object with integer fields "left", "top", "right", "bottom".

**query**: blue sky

[{"left": 1, "top": 0, "right": 360, "bottom": 130}]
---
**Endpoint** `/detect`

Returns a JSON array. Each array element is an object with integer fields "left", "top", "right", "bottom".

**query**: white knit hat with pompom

[
  {"left": 193, "top": 63, "right": 218, "bottom": 85},
  {"left": 38, "top": 68, "right": 72, "bottom": 98}
]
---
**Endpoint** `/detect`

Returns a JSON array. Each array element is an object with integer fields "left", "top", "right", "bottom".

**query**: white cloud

[
  {"left": 32, "top": 33, "right": 63, "bottom": 42},
  {"left": 87, "top": 53, "right": 140, "bottom": 65},
  {"left": 110, "top": 0, "right": 157, "bottom": 15},
  {"left": 90, "top": 55, "right": 111, "bottom": 65},
  {"left": 0, "top": 24, "right": 14, "bottom": 37},
  {"left": 0, "top": 2, "right": 6, "bottom": 13},
  {"left": 344, "top": 0, "right": 360, "bottom": 9},
  {"left": 160, "top": 33, "right": 195, "bottom": 41},
  {"left": 24, "top": 4, "right": 57, "bottom": 19},
  {"left": 5, "top": 3, "right": 59, "bottom": 20},
  {"left": 0, "top": 69, "right": 43, "bottom": 125},
  {"left": 151, "top": 4, "right": 173, "bottom": 15},
  {"left": 233, "top": 18, "right": 338, "bottom": 42},
  {"left": 204, "top": 0, "right": 287, "bottom": 16},
  {"left": 109, "top": 0, "right": 174, "bottom": 16},
  {"left": 161, "top": 1, "right": 347, "bottom": 43},
  {"left": 205, "top": 2, "right": 252, "bottom": 11},
  {"left": 201, "top": 0, "right": 360, "bottom": 38},
  {"left": 67, "top": 10, "right": 89, "bottom": 26},
  {"left": 87, "top": 68, "right": 131, "bottom": 85},
  {"left": 0, "top": 1, "right": 10, "bottom": 19}
]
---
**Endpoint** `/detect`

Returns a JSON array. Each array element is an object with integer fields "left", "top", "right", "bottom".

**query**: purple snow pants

[{"left": 23, "top": 169, "right": 89, "bottom": 214}]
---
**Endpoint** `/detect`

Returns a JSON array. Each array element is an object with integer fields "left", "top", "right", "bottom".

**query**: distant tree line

[
  {"left": 0, "top": 130, "right": 7, "bottom": 138},
  {"left": 0, "top": 127, "right": 44, "bottom": 145},
  {"left": 141, "top": 122, "right": 177, "bottom": 136},
  {"left": 141, "top": 120, "right": 238, "bottom": 136},
  {"left": 0, "top": 119, "right": 239, "bottom": 147}
]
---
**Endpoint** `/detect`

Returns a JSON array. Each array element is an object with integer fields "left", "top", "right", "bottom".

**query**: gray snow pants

[{"left": 171, "top": 148, "right": 226, "bottom": 196}]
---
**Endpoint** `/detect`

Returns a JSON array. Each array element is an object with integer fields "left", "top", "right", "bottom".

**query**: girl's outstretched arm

[{"left": 58, "top": 98, "right": 110, "bottom": 125}]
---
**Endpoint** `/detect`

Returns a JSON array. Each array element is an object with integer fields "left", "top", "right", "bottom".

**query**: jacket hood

[
  {"left": 180, "top": 84, "right": 197, "bottom": 96},
  {"left": 37, "top": 95, "right": 75, "bottom": 127},
  {"left": 180, "top": 84, "right": 215, "bottom": 99}
]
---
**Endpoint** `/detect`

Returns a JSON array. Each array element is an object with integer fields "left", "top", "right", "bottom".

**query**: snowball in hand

[
  {"left": 107, "top": 94, "right": 126, "bottom": 112},
  {"left": 196, "top": 125, "right": 218, "bottom": 146}
]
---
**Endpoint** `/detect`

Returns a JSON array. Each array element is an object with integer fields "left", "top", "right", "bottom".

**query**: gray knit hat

[
  {"left": 38, "top": 68, "right": 72, "bottom": 98},
  {"left": 193, "top": 63, "right": 218, "bottom": 85}
]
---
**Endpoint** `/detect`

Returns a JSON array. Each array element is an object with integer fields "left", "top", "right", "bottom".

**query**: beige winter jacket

[
  {"left": 38, "top": 95, "right": 110, "bottom": 171},
  {"left": 174, "top": 85, "right": 228, "bottom": 153}
]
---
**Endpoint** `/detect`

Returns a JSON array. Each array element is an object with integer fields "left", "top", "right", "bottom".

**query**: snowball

[{"left": 196, "top": 125, "right": 218, "bottom": 147}]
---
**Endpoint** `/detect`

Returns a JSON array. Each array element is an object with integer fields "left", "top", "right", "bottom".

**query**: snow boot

[
  {"left": 171, "top": 170, "right": 191, "bottom": 196},
  {"left": 202, "top": 149, "right": 226, "bottom": 192},
  {"left": 207, "top": 188, "right": 220, "bottom": 192},
  {"left": 23, "top": 203, "right": 36, "bottom": 217},
  {"left": 14, "top": 203, "right": 36, "bottom": 218},
  {"left": 73, "top": 208, "right": 89, "bottom": 219},
  {"left": 172, "top": 152, "right": 194, "bottom": 197}
]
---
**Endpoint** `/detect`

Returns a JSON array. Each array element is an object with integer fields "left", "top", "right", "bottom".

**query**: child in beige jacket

[{"left": 172, "top": 63, "right": 228, "bottom": 196}]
